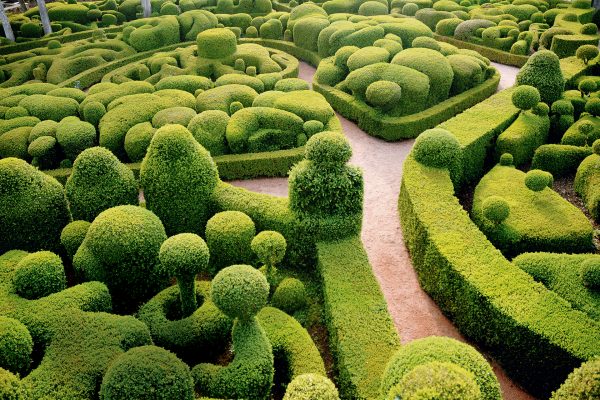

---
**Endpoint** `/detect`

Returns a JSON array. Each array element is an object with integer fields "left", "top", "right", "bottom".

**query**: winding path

[{"left": 230, "top": 62, "right": 535, "bottom": 400}]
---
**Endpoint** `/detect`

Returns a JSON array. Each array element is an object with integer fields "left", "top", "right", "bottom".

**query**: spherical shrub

[
  {"left": 303, "top": 120, "right": 324, "bottom": 137},
  {"left": 402, "top": 3, "right": 419, "bottom": 16},
  {"left": 125, "top": 122, "right": 156, "bottom": 162},
  {"left": 499, "top": 153, "right": 513, "bottom": 166},
  {"left": 580, "top": 23, "right": 598, "bottom": 35},
  {"left": 0, "top": 317, "right": 32, "bottom": 374},
  {"left": 101, "top": 13, "right": 118, "bottom": 26},
  {"left": 386, "top": 361, "right": 481, "bottom": 400},
  {"left": 48, "top": 40, "right": 61, "bottom": 49},
  {"left": 160, "top": 2, "right": 179, "bottom": 15},
  {"left": 82, "top": 101, "right": 106, "bottom": 127},
  {"left": 152, "top": 107, "right": 196, "bottom": 128},
  {"left": 305, "top": 131, "right": 352, "bottom": 166},
  {"left": 61, "top": 220, "right": 91, "bottom": 260},
  {"left": 197, "top": 28, "right": 237, "bottom": 59},
  {"left": 552, "top": 99, "right": 574, "bottom": 116},
  {"left": 358, "top": 1, "right": 388, "bottom": 16},
  {"left": 251, "top": 231, "right": 286, "bottom": 267},
  {"left": 412, "top": 128, "right": 461, "bottom": 169},
  {"left": 186, "top": 110, "right": 229, "bottom": 156},
  {"left": 29, "top": 120, "right": 58, "bottom": 142},
  {"left": 550, "top": 358, "right": 600, "bottom": 400},
  {"left": 579, "top": 79, "right": 597, "bottom": 96},
  {"left": 283, "top": 373, "right": 340, "bottom": 400},
  {"left": 512, "top": 85, "right": 541, "bottom": 110},
  {"left": 525, "top": 169, "right": 550, "bottom": 192},
  {"left": 532, "top": 102, "right": 550, "bottom": 117},
  {"left": 482, "top": 196, "right": 510, "bottom": 224},
  {"left": 211, "top": 264, "right": 269, "bottom": 320},
  {"left": 206, "top": 211, "right": 256, "bottom": 273},
  {"left": 28, "top": 135, "right": 56, "bottom": 167},
  {"left": 87, "top": 8, "right": 102, "bottom": 20},
  {"left": 593, "top": 139, "right": 600, "bottom": 155},
  {"left": 585, "top": 98, "right": 600, "bottom": 117},
  {"left": 411, "top": 36, "right": 441, "bottom": 52},
  {"left": 100, "top": 345, "right": 194, "bottom": 400},
  {"left": 56, "top": 120, "right": 97, "bottom": 161},
  {"left": 581, "top": 258, "right": 600, "bottom": 289},
  {"left": 579, "top": 121, "right": 595, "bottom": 137},
  {"left": 271, "top": 278, "right": 307, "bottom": 314},
  {"left": 229, "top": 101, "right": 244, "bottom": 114},
  {"left": 576, "top": 44, "right": 599, "bottom": 65},
  {"left": 274, "top": 78, "right": 310, "bottom": 92},
  {"left": 13, "top": 251, "right": 66, "bottom": 300},
  {"left": 366, "top": 80, "right": 402, "bottom": 110},
  {"left": 516, "top": 50, "right": 564, "bottom": 104},
  {"left": 0, "top": 367, "right": 28, "bottom": 399}
]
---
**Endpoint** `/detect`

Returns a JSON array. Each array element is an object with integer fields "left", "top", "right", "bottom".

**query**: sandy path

[{"left": 230, "top": 62, "right": 535, "bottom": 400}]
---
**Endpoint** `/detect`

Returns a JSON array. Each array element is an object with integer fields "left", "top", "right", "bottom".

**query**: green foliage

[
  {"left": 196, "top": 84, "right": 258, "bottom": 115},
  {"left": 60, "top": 220, "right": 91, "bottom": 261},
  {"left": 197, "top": 28, "right": 237, "bottom": 59},
  {"left": 0, "top": 127, "right": 31, "bottom": 160},
  {"left": 581, "top": 259, "right": 600, "bottom": 289},
  {"left": 151, "top": 107, "right": 196, "bottom": 128},
  {"left": 412, "top": 128, "right": 462, "bottom": 174},
  {"left": 140, "top": 124, "right": 219, "bottom": 236},
  {"left": 525, "top": 169, "right": 551, "bottom": 191},
  {"left": 124, "top": 122, "right": 156, "bottom": 162},
  {"left": 82, "top": 101, "right": 106, "bottom": 127},
  {"left": 66, "top": 147, "right": 138, "bottom": 222},
  {"left": 0, "top": 367, "right": 28, "bottom": 400},
  {"left": 0, "top": 317, "right": 32, "bottom": 375},
  {"left": 5, "top": 107, "right": 29, "bottom": 119},
  {"left": 186, "top": 110, "right": 229, "bottom": 156},
  {"left": 13, "top": 251, "right": 66, "bottom": 301},
  {"left": 482, "top": 195, "right": 510, "bottom": 224},
  {"left": 575, "top": 153, "right": 600, "bottom": 222},
  {"left": 551, "top": 358, "right": 600, "bottom": 400},
  {"left": 516, "top": 50, "right": 565, "bottom": 104},
  {"left": 155, "top": 75, "right": 213, "bottom": 95},
  {"left": 496, "top": 109, "right": 549, "bottom": 166},
  {"left": 585, "top": 98, "right": 600, "bottom": 117},
  {"left": 271, "top": 278, "right": 307, "bottom": 314},
  {"left": 283, "top": 373, "right": 340, "bottom": 400},
  {"left": 576, "top": 44, "right": 599, "bottom": 64},
  {"left": 512, "top": 85, "right": 541, "bottom": 110},
  {"left": 206, "top": 211, "right": 256, "bottom": 273},
  {"left": 579, "top": 78, "right": 597, "bottom": 96},
  {"left": 499, "top": 152, "right": 513, "bottom": 166},
  {"left": 126, "top": 16, "right": 180, "bottom": 52},
  {"left": 28, "top": 136, "right": 57, "bottom": 168},
  {"left": 18, "top": 95, "right": 79, "bottom": 122},
  {"left": 99, "top": 345, "right": 194, "bottom": 400},
  {"left": 211, "top": 264, "right": 268, "bottom": 320},
  {"left": 365, "top": 80, "right": 402, "bottom": 110},
  {"left": 56, "top": 119, "right": 97, "bottom": 161}
]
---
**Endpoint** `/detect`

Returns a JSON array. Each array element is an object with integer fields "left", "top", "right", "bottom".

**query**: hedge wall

[{"left": 433, "top": 33, "right": 529, "bottom": 67}]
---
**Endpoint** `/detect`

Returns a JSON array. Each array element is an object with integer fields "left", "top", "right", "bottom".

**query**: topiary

[
  {"left": 532, "top": 102, "right": 550, "bottom": 117},
  {"left": 29, "top": 120, "right": 58, "bottom": 142},
  {"left": 579, "top": 79, "right": 597, "bottom": 97},
  {"left": 593, "top": 139, "right": 600, "bottom": 155},
  {"left": 100, "top": 345, "right": 194, "bottom": 400},
  {"left": 271, "top": 278, "right": 307, "bottom": 315},
  {"left": 402, "top": 3, "right": 419, "bottom": 16},
  {"left": 0, "top": 367, "right": 28, "bottom": 399},
  {"left": 525, "top": 169, "right": 550, "bottom": 192},
  {"left": 206, "top": 211, "right": 256, "bottom": 274},
  {"left": 0, "top": 317, "right": 32, "bottom": 375},
  {"left": 585, "top": 98, "right": 600, "bottom": 117},
  {"left": 283, "top": 373, "right": 340, "bottom": 400},
  {"left": 304, "top": 131, "right": 352, "bottom": 167},
  {"left": 28, "top": 136, "right": 57, "bottom": 169},
  {"left": 512, "top": 85, "right": 541, "bottom": 110},
  {"left": 580, "top": 23, "right": 598, "bottom": 35},
  {"left": 550, "top": 358, "right": 600, "bottom": 400},
  {"left": 13, "top": 251, "right": 66, "bottom": 300},
  {"left": 140, "top": 124, "right": 219, "bottom": 236},
  {"left": 412, "top": 36, "right": 441, "bottom": 52},
  {"left": 516, "top": 50, "right": 564, "bottom": 104},
  {"left": 186, "top": 110, "right": 229, "bottom": 156},
  {"left": 412, "top": 128, "right": 462, "bottom": 169},
  {"left": 576, "top": 44, "right": 599, "bottom": 65},
  {"left": 56, "top": 120, "right": 97, "bottom": 161},
  {"left": 60, "top": 220, "right": 91, "bottom": 261},
  {"left": 482, "top": 196, "right": 510, "bottom": 224},
  {"left": 499, "top": 153, "right": 514, "bottom": 166},
  {"left": 160, "top": 2, "right": 179, "bottom": 15},
  {"left": 581, "top": 258, "right": 600, "bottom": 289},
  {"left": 158, "top": 233, "right": 210, "bottom": 317},
  {"left": 211, "top": 264, "right": 269, "bottom": 320},
  {"left": 365, "top": 80, "right": 402, "bottom": 110},
  {"left": 197, "top": 28, "right": 237, "bottom": 59},
  {"left": 82, "top": 101, "right": 106, "bottom": 127},
  {"left": 552, "top": 99, "right": 574, "bottom": 116},
  {"left": 5, "top": 107, "right": 29, "bottom": 119},
  {"left": 66, "top": 147, "right": 139, "bottom": 222},
  {"left": 125, "top": 122, "right": 156, "bottom": 162},
  {"left": 251, "top": 230, "right": 286, "bottom": 289},
  {"left": 303, "top": 120, "right": 324, "bottom": 138}
]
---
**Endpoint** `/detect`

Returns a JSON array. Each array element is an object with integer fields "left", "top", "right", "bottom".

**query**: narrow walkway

[{"left": 230, "top": 62, "right": 534, "bottom": 400}]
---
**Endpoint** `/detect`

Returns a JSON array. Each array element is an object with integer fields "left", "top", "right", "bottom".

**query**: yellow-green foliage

[
  {"left": 496, "top": 110, "right": 550, "bottom": 166},
  {"left": 125, "top": 16, "right": 180, "bottom": 52},
  {"left": 574, "top": 153, "right": 600, "bottom": 222}
]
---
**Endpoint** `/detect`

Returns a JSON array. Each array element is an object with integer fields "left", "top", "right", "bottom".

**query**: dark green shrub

[
  {"left": 0, "top": 317, "right": 32, "bottom": 375},
  {"left": 579, "top": 78, "right": 597, "bottom": 97},
  {"left": 271, "top": 278, "right": 307, "bottom": 314},
  {"left": 576, "top": 44, "right": 599, "bottom": 65},
  {"left": 283, "top": 374, "right": 340, "bottom": 400},
  {"left": 0, "top": 158, "right": 71, "bottom": 254},
  {"left": 28, "top": 136, "right": 57, "bottom": 169},
  {"left": 525, "top": 169, "right": 551, "bottom": 191},
  {"left": 82, "top": 101, "right": 106, "bottom": 127},
  {"left": 99, "top": 345, "right": 194, "bottom": 400},
  {"left": 13, "top": 251, "right": 66, "bottom": 300},
  {"left": 66, "top": 147, "right": 138, "bottom": 222},
  {"left": 412, "top": 128, "right": 462, "bottom": 170},
  {"left": 0, "top": 367, "right": 28, "bottom": 399},
  {"left": 197, "top": 28, "right": 237, "bottom": 59},
  {"left": 512, "top": 85, "right": 541, "bottom": 110},
  {"left": 186, "top": 110, "right": 229, "bottom": 156},
  {"left": 585, "top": 98, "right": 600, "bottom": 117},
  {"left": 140, "top": 124, "right": 219, "bottom": 236},
  {"left": 56, "top": 119, "right": 97, "bottom": 161},
  {"left": 482, "top": 195, "right": 510, "bottom": 224},
  {"left": 365, "top": 80, "right": 402, "bottom": 110},
  {"left": 516, "top": 50, "right": 565, "bottom": 104},
  {"left": 211, "top": 264, "right": 268, "bottom": 320},
  {"left": 581, "top": 258, "right": 600, "bottom": 289},
  {"left": 252, "top": 230, "right": 286, "bottom": 289},
  {"left": 206, "top": 211, "right": 256, "bottom": 274},
  {"left": 499, "top": 152, "right": 514, "bottom": 166},
  {"left": 532, "top": 102, "right": 550, "bottom": 117},
  {"left": 60, "top": 220, "right": 91, "bottom": 260},
  {"left": 550, "top": 358, "right": 600, "bottom": 400},
  {"left": 101, "top": 13, "right": 118, "bottom": 26},
  {"left": 158, "top": 233, "right": 210, "bottom": 317},
  {"left": 580, "top": 23, "right": 598, "bottom": 35},
  {"left": 160, "top": 2, "right": 179, "bottom": 15},
  {"left": 436, "top": 18, "right": 463, "bottom": 36},
  {"left": 124, "top": 122, "right": 156, "bottom": 162}
]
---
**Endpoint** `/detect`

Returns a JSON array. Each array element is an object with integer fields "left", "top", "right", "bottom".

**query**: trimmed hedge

[
  {"left": 495, "top": 109, "right": 550, "bottom": 166},
  {"left": 531, "top": 144, "right": 593, "bottom": 177},
  {"left": 574, "top": 153, "right": 600, "bottom": 221}
]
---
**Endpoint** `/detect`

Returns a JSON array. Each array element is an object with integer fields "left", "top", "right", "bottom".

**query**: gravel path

[{"left": 230, "top": 61, "right": 535, "bottom": 400}]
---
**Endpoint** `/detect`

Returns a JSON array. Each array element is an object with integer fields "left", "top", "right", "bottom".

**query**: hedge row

[
  {"left": 434, "top": 33, "right": 529, "bottom": 67},
  {"left": 531, "top": 144, "right": 593, "bottom": 177},
  {"left": 316, "top": 237, "right": 400, "bottom": 399}
]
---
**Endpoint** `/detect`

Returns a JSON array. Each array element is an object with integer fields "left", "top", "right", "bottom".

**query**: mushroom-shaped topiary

[
  {"left": 99, "top": 345, "right": 194, "bottom": 400},
  {"left": 576, "top": 44, "right": 599, "bottom": 65},
  {"left": 13, "top": 251, "right": 66, "bottom": 300},
  {"left": 0, "top": 317, "right": 32, "bottom": 375},
  {"left": 211, "top": 264, "right": 269, "bottom": 321},
  {"left": 525, "top": 169, "right": 551, "bottom": 192},
  {"left": 304, "top": 131, "right": 352, "bottom": 167},
  {"left": 499, "top": 153, "right": 514, "bottom": 166},
  {"left": 158, "top": 233, "right": 210, "bottom": 317},
  {"left": 206, "top": 211, "right": 256, "bottom": 274},
  {"left": 60, "top": 220, "right": 91, "bottom": 261},
  {"left": 197, "top": 28, "right": 237, "bottom": 59},
  {"left": 271, "top": 278, "right": 307, "bottom": 315},
  {"left": 283, "top": 373, "right": 340, "bottom": 400},
  {"left": 412, "top": 128, "right": 462, "bottom": 169},
  {"left": 482, "top": 196, "right": 510, "bottom": 225},
  {"left": 550, "top": 358, "right": 600, "bottom": 400},
  {"left": 251, "top": 230, "right": 286, "bottom": 289},
  {"left": 578, "top": 78, "right": 597, "bottom": 98},
  {"left": 516, "top": 50, "right": 565, "bottom": 104},
  {"left": 385, "top": 361, "right": 481, "bottom": 400},
  {"left": 365, "top": 81, "right": 402, "bottom": 110},
  {"left": 585, "top": 98, "right": 600, "bottom": 117},
  {"left": 512, "top": 85, "right": 541, "bottom": 110},
  {"left": 581, "top": 258, "right": 600, "bottom": 289}
]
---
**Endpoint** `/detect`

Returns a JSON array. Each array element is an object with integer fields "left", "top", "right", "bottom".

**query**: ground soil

[{"left": 229, "top": 62, "right": 536, "bottom": 400}]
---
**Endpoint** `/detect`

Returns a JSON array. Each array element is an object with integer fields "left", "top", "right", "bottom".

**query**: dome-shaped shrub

[
  {"left": 125, "top": 122, "right": 156, "bottom": 162},
  {"left": 13, "top": 251, "right": 66, "bottom": 300},
  {"left": 482, "top": 196, "right": 510, "bottom": 224},
  {"left": 100, "top": 345, "right": 194, "bottom": 400},
  {"left": 411, "top": 36, "right": 441, "bottom": 51},
  {"left": 271, "top": 278, "right": 307, "bottom": 314},
  {"left": 525, "top": 169, "right": 550, "bottom": 192},
  {"left": 56, "top": 119, "right": 97, "bottom": 161},
  {"left": 0, "top": 317, "right": 32, "bottom": 375},
  {"left": 581, "top": 258, "right": 600, "bottom": 289},
  {"left": 512, "top": 85, "right": 540, "bottom": 110},
  {"left": 82, "top": 101, "right": 106, "bottom": 127},
  {"left": 499, "top": 153, "right": 513, "bottom": 166},
  {"left": 60, "top": 220, "right": 91, "bottom": 260},
  {"left": 0, "top": 367, "right": 28, "bottom": 399},
  {"left": 211, "top": 264, "right": 269, "bottom": 320},
  {"left": 550, "top": 358, "right": 600, "bottom": 400},
  {"left": 206, "top": 211, "right": 256, "bottom": 273},
  {"left": 252, "top": 230, "right": 286, "bottom": 288},
  {"left": 358, "top": 1, "right": 388, "bottom": 16},
  {"left": 303, "top": 120, "right": 324, "bottom": 138},
  {"left": 152, "top": 107, "right": 196, "bottom": 128},
  {"left": 516, "top": 50, "right": 564, "bottom": 104},
  {"left": 412, "top": 128, "right": 461, "bottom": 169},
  {"left": 283, "top": 373, "right": 340, "bottom": 400},
  {"left": 5, "top": 107, "right": 28, "bottom": 119},
  {"left": 576, "top": 44, "right": 599, "bottom": 65},
  {"left": 305, "top": 131, "right": 352, "bottom": 166},
  {"left": 402, "top": 3, "right": 419, "bottom": 16},
  {"left": 552, "top": 99, "right": 574, "bottom": 115},
  {"left": 197, "top": 28, "right": 237, "bottom": 59},
  {"left": 585, "top": 98, "right": 600, "bottom": 117},
  {"left": 29, "top": 120, "right": 58, "bottom": 142},
  {"left": 366, "top": 81, "right": 402, "bottom": 110},
  {"left": 532, "top": 102, "right": 549, "bottom": 117},
  {"left": 579, "top": 79, "right": 597, "bottom": 97},
  {"left": 593, "top": 139, "right": 600, "bottom": 155},
  {"left": 186, "top": 110, "right": 229, "bottom": 156}
]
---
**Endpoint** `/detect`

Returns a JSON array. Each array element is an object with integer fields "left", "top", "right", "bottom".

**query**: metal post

[
  {"left": 141, "top": 0, "right": 151, "bottom": 18},
  {"left": 0, "top": 2, "right": 15, "bottom": 42},
  {"left": 36, "top": 0, "right": 52, "bottom": 36}
]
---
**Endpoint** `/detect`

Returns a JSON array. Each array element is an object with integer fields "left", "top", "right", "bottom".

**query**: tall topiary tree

[
  {"left": 516, "top": 50, "right": 565, "bottom": 104},
  {"left": 66, "top": 147, "right": 139, "bottom": 222},
  {"left": 140, "top": 124, "right": 219, "bottom": 236},
  {"left": 158, "top": 233, "right": 210, "bottom": 318},
  {"left": 251, "top": 230, "right": 286, "bottom": 289}
]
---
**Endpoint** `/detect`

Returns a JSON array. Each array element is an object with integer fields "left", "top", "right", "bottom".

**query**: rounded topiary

[
  {"left": 593, "top": 139, "right": 600, "bottom": 155},
  {"left": 580, "top": 23, "right": 598, "bottom": 35},
  {"left": 13, "top": 251, "right": 66, "bottom": 300},
  {"left": 82, "top": 101, "right": 106, "bottom": 127},
  {"left": 101, "top": 13, "right": 118, "bottom": 26},
  {"left": 499, "top": 153, "right": 514, "bottom": 166},
  {"left": 66, "top": 147, "right": 139, "bottom": 222},
  {"left": 197, "top": 28, "right": 237, "bottom": 59},
  {"left": 402, "top": 3, "right": 419, "bottom": 16},
  {"left": 585, "top": 98, "right": 600, "bottom": 117},
  {"left": 0, "top": 367, "right": 28, "bottom": 399},
  {"left": 411, "top": 36, "right": 441, "bottom": 52},
  {"left": 581, "top": 258, "right": 600, "bottom": 289},
  {"left": 386, "top": 361, "right": 481, "bottom": 400},
  {"left": 579, "top": 121, "right": 595, "bottom": 137},
  {"left": 28, "top": 136, "right": 56, "bottom": 158},
  {"left": 206, "top": 211, "right": 256, "bottom": 273},
  {"left": 229, "top": 101, "right": 244, "bottom": 114},
  {"left": 552, "top": 99, "right": 574, "bottom": 116},
  {"left": 512, "top": 85, "right": 541, "bottom": 110},
  {"left": 550, "top": 358, "right": 600, "bottom": 400},
  {"left": 47, "top": 40, "right": 61, "bottom": 49},
  {"left": 5, "top": 107, "right": 28, "bottom": 119},
  {"left": 211, "top": 264, "right": 269, "bottom": 320},
  {"left": 579, "top": 78, "right": 597, "bottom": 97},
  {"left": 516, "top": 50, "right": 565, "bottom": 104},
  {"left": 160, "top": 2, "right": 179, "bottom": 15},
  {"left": 365, "top": 80, "right": 402, "bottom": 110},
  {"left": 29, "top": 120, "right": 58, "bottom": 142},
  {"left": 252, "top": 230, "right": 286, "bottom": 288},
  {"left": 576, "top": 44, "right": 599, "bottom": 65},
  {"left": 0, "top": 317, "right": 32, "bottom": 375},
  {"left": 60, "top": 220, "right": 91, "bottom": 260},
  {"left": 55, "top": 120, "right": 96, "bottom": 161},
  {"left": 283, "top": 373, "right": 340, "bottom": 400},
  {"left": 525, "top": 169, "right": 551, "bottom": 192},
  {"left": 305, "top": 131, "right": 352, "bottom": 166},
  {"left": 482, "top": 196, "right": 510, "bottom": 224},
  {"left": 412, "top": 128, "right": 461, "bottom": 169},
  {"left": 532, "top": 102, "right": 550, "bottom": 117},
  {"left": 99, "top": 345, "right": 194, "bottom": 400},
  {"left": 125, "top": 122, "right": 156, "bottom": 162},
  {"left": 303, "top": 120, "right": 324, "bottom": 137},
  {"left": 271, "top": 278, "right": 307, "bottom": 314},
  {"left": 158, "top": 233, "right": 210, "bottom": 317}
]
